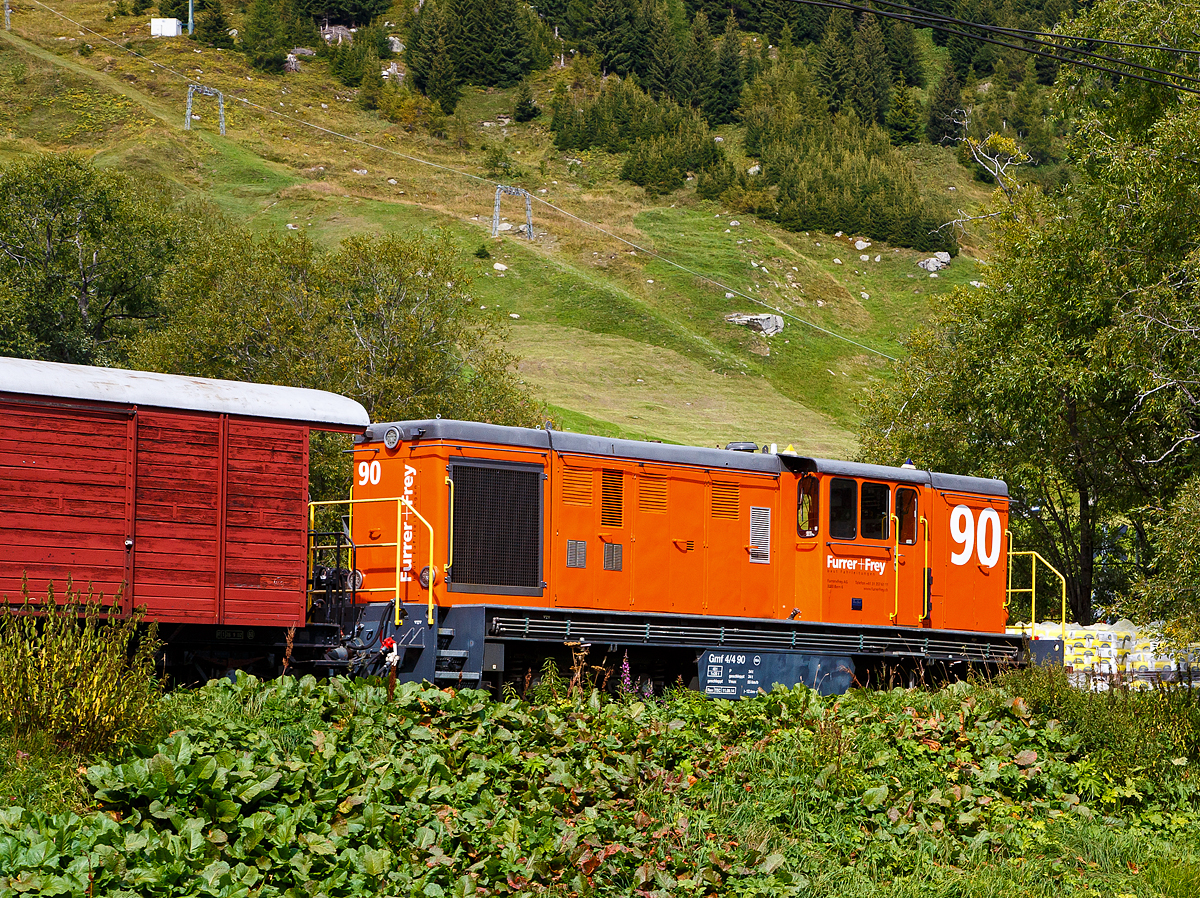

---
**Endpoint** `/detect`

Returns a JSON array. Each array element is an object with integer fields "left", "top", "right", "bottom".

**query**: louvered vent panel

[
  {"left": 601, "top": 470, "right": 623, "bottom": 528},
  {"left": 603, "top": 542, "right": 623, "bottom": 571},
  {"left": 711, "top": 482, "right": 740, "bottom": 519},
  {"left": 566, "top": 539, "right": 587, "bottom": 569},
  {"left": 639, "top": 475, "right": 667, "bottom": 514},
  {"left": 749, "top": 506, "right": 771, "bottom": 563},
  {"left": 450, "top": 465, "right": 541, "bottom": 588},
  {"left": 562, "top": 468, "right": 593, "bottom": 506}
]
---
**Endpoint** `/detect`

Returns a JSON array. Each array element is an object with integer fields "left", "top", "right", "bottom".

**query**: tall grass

[
  {"left": 999, "top": 664, "right": 1200, "bottom": 777},
  {"left": 0, "top": 581, "right": 162, "bottom": 753}
]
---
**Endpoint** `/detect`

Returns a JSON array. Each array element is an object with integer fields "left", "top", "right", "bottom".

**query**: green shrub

[
  {"left": 0, "top": 582, "right": 162, "bottom": 754},
  {"left": 999, "top": 664, "right": 1200, "bottom": 780}
]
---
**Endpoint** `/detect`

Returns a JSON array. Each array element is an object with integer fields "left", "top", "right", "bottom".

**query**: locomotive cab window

[
  {"left": 861, "top": 482, "right": 890, "bottom": 541},
  {"left": 797, "top": 474, "right": 819, "bottom": 539},
  {"left": 829, "top": 478, "right": 857, "bottom": 540},
  {"left": 896, "top": 488, "right": 918, "bottom": 545},
  {"left": 448, "top": 460, "right": 544, "bottom": 596}
]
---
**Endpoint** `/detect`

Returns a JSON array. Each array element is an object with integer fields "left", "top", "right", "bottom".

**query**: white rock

[
  {"left": 751, "top": 261, "right": 759, "bottom": 268},
  {"left": 748, "top": 163, "right": 761, "bottom": 175},
  {"left": 647, "top": 279, "right": 654, "bottom": 284},
  {"left": 860, "top": 254, "right": 869, "bottom": 262},
  {"left": 714, "top": 136, "right": 724, "bottom": 142},
  {"left": 725, "top": 292, "right": 735, "bottom": 299},
  {"left": 726, "top": 312, "right": 783, "bottom": 336},
  {"left": 815, "top": 242, "right": 821, "bottom": 247},
  {"left": 833, "top": 258, "right": 842, "bottom": 265},
  {"left": 929, "top": 272, "right": 939, "bottom": 278},
  {"left": 874, "top": 255, "right": 881, "bottom": 262},
  {"left": 387, "top": 178, "right": 397, "bottom": 185},
  {"left": 934, "top": 251, "right": 952, "bottom": 263},
  {"left": 854, "top": 240, "right": 871, "bottom": 250},
  {"left": 860, "top": 292, "right": 869, "bottom": 300},
  {"left": 493, "top": 263, "right": 508, "bottom": 271},
  {"left": 353, "top": 169, "right": 367, "bottom": 174},
  {"left": 729, "top": 220, "right": 740, "bottom": 226},
  {"left": 835, "top": 231, "right": 843, "bottom": 237},
  {"left": 498, "top": 222, "right": 513, "bottom": 231},
  {"left": 509, "top": 313, "right": 520, "bottom": 318},
  {"left": 917, "top": 257, "right": 947, "bottom": 272},
  {"left": 286, "top": 223, "right": 298, "bottom": 230}
]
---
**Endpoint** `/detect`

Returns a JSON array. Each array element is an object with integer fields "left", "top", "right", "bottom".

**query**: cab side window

[
  {"left": 829, "top": 478, "right": 857, "bottom": 540},
  {"left": 797, "top": 475, "right": 819, "bottom": 539},
  {"left": 896, "top": 488, "right": 918, "bottom": 545},
  {"left": 861, "top": 482, "right": 890, "bottom": 540}
]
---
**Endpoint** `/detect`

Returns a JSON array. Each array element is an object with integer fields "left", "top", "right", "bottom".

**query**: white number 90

[
  {"left": 358, "top": 460, "right": 381, "bottom": 486},
  {"left": 949, "top": 505, "right": 1002, "bottom": 568}
]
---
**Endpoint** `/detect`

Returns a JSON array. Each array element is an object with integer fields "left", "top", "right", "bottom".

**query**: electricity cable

[
  {"left": 844, "top": 0, "right": 1200, "bottom": 87},
  {"left": 18, "top": 0, "right": 900, "bottom": 360},
  {"left": 779, "top": 0, "right": 1200, "bottom": 95}
]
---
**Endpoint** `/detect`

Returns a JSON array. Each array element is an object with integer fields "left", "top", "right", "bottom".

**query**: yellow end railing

[
  {"left": 1006, "top": 541, "right": 1068, "bottom": 641},
  {"left": 308, "top": 496, "right": 436, "bottom": 627}
]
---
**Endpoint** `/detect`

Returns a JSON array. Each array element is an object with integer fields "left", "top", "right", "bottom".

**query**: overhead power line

[
  {"left": 16, "top": 0, "right": 900, "bottom": 361},
  {"left": 859, "top": 0, "right": 1200, "bottom": 86},
  {"left": 781, "top": 0, "right": 1200, "bottom": 96}
]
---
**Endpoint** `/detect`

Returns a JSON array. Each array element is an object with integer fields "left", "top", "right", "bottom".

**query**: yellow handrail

[
  {"left": 400, "top": 496, "right": 437, "bottom": 626},
  {"left": 890, "top": 513, "right": 900, "bottom": 624},
  {"left": 1006, "top": 549, "right": 1068, "bottom": 641},
  {"left": 920, "top": 515, "right": 930, "bottom": 620},
  {"left": 308, "top": 496, "right": 405, "bottom": 625},
  {"left": 445, "top": 476, "right": 454, "bottom": 573}
]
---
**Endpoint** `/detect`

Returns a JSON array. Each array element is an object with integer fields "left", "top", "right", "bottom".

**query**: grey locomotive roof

[
  {"left": 0, "top": 357, "right": 369, "bottom": 429},
  {"left": 364, "top": 419, "right": 1009, "bottom": 496}
]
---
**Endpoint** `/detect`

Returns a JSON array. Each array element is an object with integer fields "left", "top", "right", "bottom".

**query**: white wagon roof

[{"left": 0, "top": 357, "right": 369, "bottom": 429}]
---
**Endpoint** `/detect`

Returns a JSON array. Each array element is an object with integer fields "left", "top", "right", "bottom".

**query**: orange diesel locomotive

[{"left": 341, "top": 420, "right": 1018, "bottom": 695}]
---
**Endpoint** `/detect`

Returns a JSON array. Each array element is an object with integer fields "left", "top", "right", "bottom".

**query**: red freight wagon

[{"left": 0, "top": 359, "right": 367, "bottom": 657}]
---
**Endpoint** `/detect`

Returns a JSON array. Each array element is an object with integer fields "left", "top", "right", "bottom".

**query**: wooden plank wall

[
  {"left": 223, "top": 421, "right": 308, "bottom": 627},
  {"left": 2, "top": 398, "right": 310, "bottom": 627},
  {"left": 133, "top": 411, "right": 223, "bottom": 622},
  {"left": 0, "top": 400, "right": 131, "bottom": 603}
]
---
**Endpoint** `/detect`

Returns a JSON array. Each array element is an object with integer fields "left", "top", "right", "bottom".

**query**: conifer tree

[
  {"left": 707, "top": 12, "right": 744, "bottom": 125},
  {"left": 850, "top": 15, "right": 892, "bottom": 125},
  {"left": 195, "top": 0, "right": 235, "bottom": 49},
  {"left": 816, "top": 12, "right": 852, "bottom": 114},
  {"left": 681, "top": 11, "right": 716, "bottom": 111},
  {"left": 425, "top": 28, "right": 460, "bottom": 114},
  {"left": 404, "top": 0, "right": 434, "bottom": 93},
  {"left": 886, "top": 84, "right": 923, "bottom": 144},
  {"left": 587, "top": 0, "right": 640, "bottom": 77},
  {"left": 646, "top": 5, "right": 683, "bottom": 101},
  {"left": 777, "top": 21, "right": 795, "bottom": 65},
  {"left": 359, "top": 54, "right": 384, "bottom": 109},
  {"left": 514, "top": 80, "right": 541, "bottom": 122},
  {"left": 241, "top": 0, "right": 285, "bottom": 72},
  {"left": 926, "top": 59, "right": 962, "bottom": 145},
  {"left": 883, "top": 20, "right": 922, "bottom": 87}
]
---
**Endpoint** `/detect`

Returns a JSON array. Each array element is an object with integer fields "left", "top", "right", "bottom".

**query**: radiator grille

[
  {"left": 450, "top": 465, "right": 541, "bottom": 589},
  {"left": 749, "top": 506, "right": 771, "bottom": 563},
  {"left": 562, "top": 468, "right": 592, "bottom": 506},
  {"left": 711, "top": 482, "right": 739, "bottom": 519},
  {"left": 639, "top": 475, "right": 667, "bottom": 514},
  {"left": 603, "top": 542, "right": 623, "bottom": 571},
  {"left": 601, "top": 470, "right": 623, "bottom": 528},
  {"left": 566, "top": 539, "right": 587, "bottom": 569}
]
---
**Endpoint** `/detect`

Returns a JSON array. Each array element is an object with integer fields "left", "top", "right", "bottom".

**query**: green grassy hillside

[{"left": 0, "top": 8, "right": 994, "bottom": 455}]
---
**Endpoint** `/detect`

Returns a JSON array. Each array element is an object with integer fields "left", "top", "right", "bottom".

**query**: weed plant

[
  {"left": 3, "top": 670, "right": 1200, "bottom": 895},
  {"left": 0, "top": 582, "right": 162, "bottom": 754},
  {"left": 999, "top": 664, "right": 1200, "bottom": 781}
]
